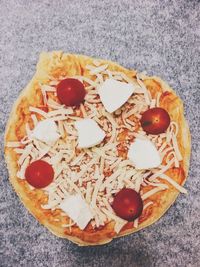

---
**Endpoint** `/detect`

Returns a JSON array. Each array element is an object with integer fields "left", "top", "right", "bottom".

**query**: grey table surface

[{"left": 0, "top": 0, "right": 199, "bottom": 266}]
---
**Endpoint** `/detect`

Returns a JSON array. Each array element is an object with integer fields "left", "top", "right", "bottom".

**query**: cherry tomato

[
  {"left": 57, "top": 78, "right": 86, "bottom": 106},
  {"left": 112, "top": 188, "right": 143, "bottom": 221},
  {"left": 140, "top": 107, "right": 170, "bottom": 135},
  {"left": 25, "top": 160, "right": 54, "bottom": 188}
]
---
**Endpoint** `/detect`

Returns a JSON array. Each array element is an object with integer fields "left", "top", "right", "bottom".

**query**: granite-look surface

[{"left": 0, "top": 0, "right": 199, "bottom": 266}]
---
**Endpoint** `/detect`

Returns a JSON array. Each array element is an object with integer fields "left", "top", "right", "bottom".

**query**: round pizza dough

[{"left": 4, "top": 51, "right": 191, "bottom": 246}]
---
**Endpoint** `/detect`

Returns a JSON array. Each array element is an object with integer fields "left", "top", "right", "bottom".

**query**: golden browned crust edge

[{"left": 4, "top": 51, "right": 191, "bottom": 246}]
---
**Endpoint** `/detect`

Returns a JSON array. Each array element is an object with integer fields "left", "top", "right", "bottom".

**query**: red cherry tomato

[
  {"left": 25, "top": 160, "right": 54, "bottom": 188},
  {"left": 140, "top": 107, "right": 170, "bottom": 135},
  {"left": 57, "top": 78, "right": 86, "bottom": 106},
  {"left": 112, "top": 188, "right": 143, "bottom": 221}
]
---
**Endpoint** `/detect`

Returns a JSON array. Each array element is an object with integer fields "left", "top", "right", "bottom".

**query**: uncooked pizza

[{"left": 4, "top": 51, "right": 191, "bottom": 245}]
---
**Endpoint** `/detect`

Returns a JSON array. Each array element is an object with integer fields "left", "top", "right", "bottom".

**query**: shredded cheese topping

[{"left": 7, "top": 60, "right": 186, "bottom": 233}]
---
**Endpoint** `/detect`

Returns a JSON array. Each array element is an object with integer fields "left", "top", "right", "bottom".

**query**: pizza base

[{"left": 4, "top": 51, "right": 191, "bottom": 246}]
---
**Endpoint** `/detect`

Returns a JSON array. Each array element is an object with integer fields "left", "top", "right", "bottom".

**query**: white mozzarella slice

[
  {"left": 59, "top": 194, "right": 93, "bottom": 230},
  {"left": 128, "top": 138, "right": 161, "bottom": 170},
  {"left": 98, "top": 78, "right": 135, "bottom": 113},
  {"left": 31, "top": 119, "right": 60, "bottom": 145},
  {"left": 74, "top": 118, "right": 106, "bottom": 148}
]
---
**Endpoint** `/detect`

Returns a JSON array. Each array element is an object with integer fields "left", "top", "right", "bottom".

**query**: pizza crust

[{"left": 4, "top": 51, "right": 191, "bottom": 246}]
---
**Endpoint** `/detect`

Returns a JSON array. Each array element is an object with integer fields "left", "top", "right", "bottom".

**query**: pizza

[{"left": 4, "top": 51, "right": 191, "bottom": 246}]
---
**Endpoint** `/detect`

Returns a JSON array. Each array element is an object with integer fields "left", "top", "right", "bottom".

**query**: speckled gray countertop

[{"left": 0, "top": 0, "right": 200, "bottom": 266}]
